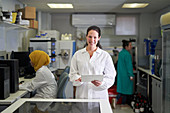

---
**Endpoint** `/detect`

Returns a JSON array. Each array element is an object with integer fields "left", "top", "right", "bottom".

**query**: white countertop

[
  {"left": 0, "top": 91, "right": 28, "bottom": 105},
  {"left": 138, "top": 67, "right": 161, "bottom": 81},
  {"left": 2, "top": 98, "right": 113, "bottom": 113},
  {"left": 0, "top": 77, "right": 34, "bottom": 105}
]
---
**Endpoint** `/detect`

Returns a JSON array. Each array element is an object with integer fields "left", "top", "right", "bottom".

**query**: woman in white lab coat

[
  {"left": 19, "top": 50, "right": 57, "bottom": 112},
  {"left": 69, "top": 25, "right": 116, "bottom": 100}
]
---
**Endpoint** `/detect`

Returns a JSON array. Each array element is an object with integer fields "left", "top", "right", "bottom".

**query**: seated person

[{"left": 19, "top": 50, "right": 57, "bottom": 112}]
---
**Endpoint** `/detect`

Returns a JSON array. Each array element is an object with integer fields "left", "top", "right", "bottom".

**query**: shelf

[
  {"left": 0, "top": 21, "right": 29, "bottom": 30},
  {"left": 136, "top": 83, "right": 147, "bottom": 90},
  {"left": 138, "top": 67, "right": 161, "bottom": 81}
]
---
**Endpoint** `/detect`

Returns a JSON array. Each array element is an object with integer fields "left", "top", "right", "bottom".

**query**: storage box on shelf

[
  {"left": 29, "top": 20, "right": 38, "bottom": 29},
  {"left": 18, "top": 6, "right": 36, "bottom": 20}
]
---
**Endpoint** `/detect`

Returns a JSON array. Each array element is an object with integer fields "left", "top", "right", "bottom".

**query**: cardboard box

[
  {"left": 29, "top": 20, "right": 38, "bottom": 29},
  {"left": 18, "top": 6, "right": 36, "bottom": 19}
]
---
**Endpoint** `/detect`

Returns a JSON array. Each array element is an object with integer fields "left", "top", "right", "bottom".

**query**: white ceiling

[{"left": 18, "top": 0, "right": 170, "bottom": 13}]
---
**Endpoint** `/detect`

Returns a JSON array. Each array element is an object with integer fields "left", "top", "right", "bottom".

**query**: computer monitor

[
  {"left": 10, "top": 51, "right": 35, "bottom": 77},
  {"left": 0, "top": 67, "right": 10, "bottom": 99},
  {"left": 0, "top": 51, "right": 6, "bottom": 60},
  {"left": 0, "top": 59, "right": 19, "bottom": 93},
  {"left": 10, "top": 51, "right": 30, "bottom": 68}
]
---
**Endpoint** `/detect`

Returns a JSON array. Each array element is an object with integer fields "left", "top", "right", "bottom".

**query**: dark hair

[
  {"left": 84, "top": 25, "right": 102, "bottom": 49},
  {"left": 122, "top": 40, "right": 131, "bottom": 49}
]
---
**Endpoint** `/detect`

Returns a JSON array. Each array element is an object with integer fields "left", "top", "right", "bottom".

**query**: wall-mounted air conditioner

[{"left": 72, "top": 14, "right": 116, "bottom": 27}]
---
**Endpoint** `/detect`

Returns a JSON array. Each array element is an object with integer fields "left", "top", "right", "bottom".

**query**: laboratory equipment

[
  {"left": 39, "top": 30, "right": 60, "bottom": 40},
  {"left": 143, "top": 38, "right": 158, "bottom": 74},
  {"left": 150, "top": 40, "right": 158, "bottom": 74},
  {"left": 29, "top": 38, "right": 57, "bottom": 68},
  {"left": 57, "top": 40, "right": 76, "bottom": 69}
]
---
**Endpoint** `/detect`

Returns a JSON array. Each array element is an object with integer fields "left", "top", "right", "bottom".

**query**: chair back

[
  {"left": 57, "top": 66, "right": 70, "bottom": 86},
  {"left": 57, "top": 72, "right": 69, "bottom": 98},
  {"left": 60, "top": 66, "right": 70, "bottom": 75}
]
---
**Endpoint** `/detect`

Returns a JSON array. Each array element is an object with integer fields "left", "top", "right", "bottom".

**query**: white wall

[
  {"left": 41, "top": 12, "right": 51, "bottom": 30},
  {"left": 1, "top": 0, "right": 23, "bottom": 11},
  {"left": 137, "top": 6, "right": 170, "bottom": 66},
  {"left": 138, "top": 13, "right": 154, "bottom": 64},
  {"left": 0, "top": 28, "right": 37, "bottom": 52},
  {"left": 50, "top": 13, "right": 139, "bottom": 51},
  {"left": 51, "top": 14, "right": 77, "bottom": 39},
  {"left": 0, "top": 27, "right": 6, "bottom": 51}
]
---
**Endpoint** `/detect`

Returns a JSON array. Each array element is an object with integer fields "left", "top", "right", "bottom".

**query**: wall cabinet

[{"left": 152, "top": 78, "right": 162, "bottom": 113}]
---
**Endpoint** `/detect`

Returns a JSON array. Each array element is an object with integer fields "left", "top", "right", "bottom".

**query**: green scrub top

[{"left": 117, "top": 49, "right": 134, "bottom": 95}]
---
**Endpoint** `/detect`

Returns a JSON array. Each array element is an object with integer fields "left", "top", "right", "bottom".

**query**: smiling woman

[{"left": 69, "top": 25, "right": 116, "bottom": 101}]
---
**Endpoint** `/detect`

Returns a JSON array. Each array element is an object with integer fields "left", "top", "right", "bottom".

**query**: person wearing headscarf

[{"left": 19, "top": 50, "right": 57, "bottom": 112}]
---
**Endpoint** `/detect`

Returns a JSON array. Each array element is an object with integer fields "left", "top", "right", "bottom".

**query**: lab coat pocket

[{"left": 95, "top": 63, "right": 105, "bottom": 74}]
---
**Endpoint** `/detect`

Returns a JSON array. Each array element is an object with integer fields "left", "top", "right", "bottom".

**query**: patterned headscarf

[{"left": 29, "top": 50, "right": 50, "bottom": 71}]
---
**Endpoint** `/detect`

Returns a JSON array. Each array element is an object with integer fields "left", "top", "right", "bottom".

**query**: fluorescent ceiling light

[
  {"left": 122, "top": 3, "right": 149, "bottom": 8},
  {"left": 47, "top": 3, "right": 73, "bottom": 8}
]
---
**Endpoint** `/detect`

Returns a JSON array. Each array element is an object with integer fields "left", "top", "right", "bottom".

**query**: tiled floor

[{"left": 112, "top": 105, "right": 134, "bottom": 113}]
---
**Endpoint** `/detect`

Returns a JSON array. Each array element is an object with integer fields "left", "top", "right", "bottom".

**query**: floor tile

[{"left": 112, "top": 105, "right": 134, "bottom": 113}]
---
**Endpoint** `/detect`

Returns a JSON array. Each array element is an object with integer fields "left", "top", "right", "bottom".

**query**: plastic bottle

[
  {"left": 144, "top": 39, "right": 150, "bottom": 56},
  {"left": 68, "top": 33, "right": 72, "bottom": 40},
  {"left": 35, "top": 35, "right": 41, "bottom": 38},
  {"left": 135, "top": 103, "right": 140, "bottom": 113},
  {"left": 140, "top": 99, "right": 145, "bottom": 113},
  {"left": 61, "top": 34, "right": 64, "bottom": 40},
  {"left": 150, "top": 55, "right": 155, "bottom": 74}
]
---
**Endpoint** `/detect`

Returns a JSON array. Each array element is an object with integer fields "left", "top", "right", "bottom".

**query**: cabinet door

[
  {"left": 157, "top": 80, "right": 162, "bottom": 113},
  {"left": 152, "top": 78, "right": 157, "bottom": 113}
]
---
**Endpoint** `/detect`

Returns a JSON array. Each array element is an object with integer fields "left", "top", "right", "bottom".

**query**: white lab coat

[
  {"left": 20, "top": 66, "right": 57, "bottom": 99},
  {"left": 69, "top": 47, "right": 116, "bottom": 100}
]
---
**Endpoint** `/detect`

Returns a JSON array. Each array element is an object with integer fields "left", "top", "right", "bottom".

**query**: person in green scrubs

[{"left": 116, "top": 40, "right": 134, "bottom": 106}]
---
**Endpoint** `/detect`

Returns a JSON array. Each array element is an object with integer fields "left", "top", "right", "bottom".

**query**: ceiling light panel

[
  {"left": 47, "top": 3, "right": 73, "bottom": 8},
  {"left": 122, "top": 3, "right": 149, "bottom": 8}
]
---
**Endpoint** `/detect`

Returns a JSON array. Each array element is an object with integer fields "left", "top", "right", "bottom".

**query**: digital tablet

[{"left": 81, "top": 75, "right": 104, "bottom": 82}]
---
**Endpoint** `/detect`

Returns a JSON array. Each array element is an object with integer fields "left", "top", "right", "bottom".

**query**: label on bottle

[
  {"left": 140, "top": 107, "right": 144, "bottom": 112},
  {"left": 135, "top": 109, "right": 140, "bottom": 113}
]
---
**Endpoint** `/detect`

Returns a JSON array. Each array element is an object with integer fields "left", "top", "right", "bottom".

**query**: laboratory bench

[
  {"left": 1, "top": 98, "right": 113, "bottom": 113},
  {"left": 137, "top": 66, "right": 162, "bottom": 113},
  {"left": 0, "top": 90, "right": 28, "bottom": 105},
  {"left": 0, "top": 77, "right": 34, "bottom": 113},
  {"left": 0, "top": 77, "right": 34, "bottom": 105}
]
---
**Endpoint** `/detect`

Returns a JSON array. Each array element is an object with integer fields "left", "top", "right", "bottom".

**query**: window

[{"left": 116, "top": 15, "right": 137, "bottom": 35}]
